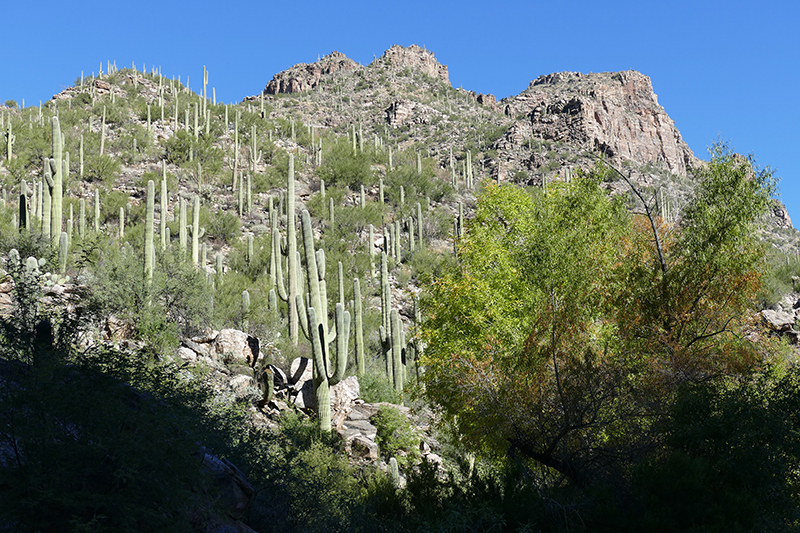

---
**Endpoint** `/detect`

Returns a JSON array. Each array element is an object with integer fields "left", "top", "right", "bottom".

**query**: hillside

[{"left": 1, "top": 44, "right": 800, "bottom": 532}]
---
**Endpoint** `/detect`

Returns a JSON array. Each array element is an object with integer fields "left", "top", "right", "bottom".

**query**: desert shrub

[
  {"left": 162, "top": 129, "right": 223, "bottom": 174},
  {"left": 317, "top": 137, "right": 374, "bottom": 188},
  {"left": 83, "top": 152, "right": 122, "bottom": 187},
  {"left": 407, "top": 245, "right": 457, "bottom": 286},
  {"left": 204, "top": 208, "right": 241, "bottom": 244},
  {"left": 372, "top": 405, "right": 421, "bottom": 469},
  {"left": 87, "top": 246, "right": 212, "bottom": 351},
  {"left": 360, "top": 367, "right": 402, "bottom": 405}
]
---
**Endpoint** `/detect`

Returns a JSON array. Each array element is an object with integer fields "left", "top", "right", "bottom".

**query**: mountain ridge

[{"left": 250, "top": 44, "right": 791, "bottom": 230}]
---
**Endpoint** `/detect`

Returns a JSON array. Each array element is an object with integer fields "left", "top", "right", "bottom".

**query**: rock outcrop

[
  {"left": 761, "top": 293, "right": 800, "bottom": 344},
  {"left": 264, "top": 51, "right": 362, "bottom": 95},
  {"left": 385, "top": 99, "right": 442, "bottom": 126},
  {"left": 375, "top": 44, "right": 450, "bottom": 85},
  {"left": 770, "top": 199, "right": 794, "bottom": 229},
  {"left": 500, "top": 70, "right": 696, "bottom": 177}
]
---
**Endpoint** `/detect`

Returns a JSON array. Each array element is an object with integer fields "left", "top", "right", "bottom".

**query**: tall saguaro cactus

[
  {"left": 296, "top": 209, "right": 350, "bottom": 433},
  {"left": 50, "top": 117, "right": 63, "bottom": 244},
  {"left": 6, "top": 122, "right": 14, "bottom": 161},
  {"left": 353, "top": 278, "right": 365, "bottom": 377},
  {"left": 380, "top": 252, "right": 392, "bottom": 381},
  {"left": 192, "top": 196, "right": 200, "bottom": 265},
  {"left": 179, "top": 197, "right": 187, "bottom": 254},
  {"left": 144, "top": 180, "right": 155, "bottom": 281},
  {"left": 18, "top": 180, "right": 27, "bottom": 232},
  {"left": 391, "top": 309, "right": 404, "bottom": 392},
  {"left": 160, "top": 163, "right": 168, "bottom": 250},
  {"left": 41, "top": 158, "right": 52, "bottom": 240},
  {"left": 275, "top": 154, "right": 300, "bottom": 344}
]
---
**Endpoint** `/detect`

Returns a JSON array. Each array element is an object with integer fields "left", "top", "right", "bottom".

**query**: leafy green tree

[{"left": 421, "top": 145, "right": 778, "bottom": 488}]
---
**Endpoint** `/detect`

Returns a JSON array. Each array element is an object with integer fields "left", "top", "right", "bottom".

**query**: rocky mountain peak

[
  {"left": 371, "top": 44, "right": 450, "bottom": 85},
  {"left": 264, "top": 51, "right": 363, "bottom": 95},
  {"left": 501, "top": 69, "right": 695, "bottom": 177}
]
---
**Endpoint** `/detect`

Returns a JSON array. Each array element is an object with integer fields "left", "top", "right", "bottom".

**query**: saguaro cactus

[
  {"left": 391, "top": 309, "right": 404, "bottom": 392},
  {"left": 380, "top": 252, "right": 393, "bottom": 381},
  {"left": 144, "top": 180, "right": 155, "bottom": 281},
  {"left": 50, "top": 117, "right": 63, "bottom": 244},
  {"left": 179, "top": 197, "right": 187, "bottom": 254},
  {"left": 5, "top": 122, "right": 14, "bottom": 161},
  {"left": 275, "top": 154, "right": 300, "bottom": 344},
  {"left": 160, "top": 163, "right": 168, "bottom": 250},
  {"left": 94, "top": 188, "right": 100, "bottom": 232},
  {"left": 58, "top": 232, "right": 68, "bottom": 274},
  {"left": 296, "top": 209, "right": 350, "bottom": 433},
  {"left": 18, "top": 180, "right": 27, "bottom": 232},
  {"left": 192, "top": 196, "right": 200, "bottom": 265},
  {"left": 41, "top": 159, "right": 52, "bottom": 240},
  {"left": 79, "top": 198, "right": 86, "bottom": 239},
  {"left": 353, "top": 278, "right": 365, "bottom": 377}
]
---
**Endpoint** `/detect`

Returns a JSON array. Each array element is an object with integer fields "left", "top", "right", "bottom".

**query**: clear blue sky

[{"left": 3, "top": 0, "right": 798, "bottom": 224}]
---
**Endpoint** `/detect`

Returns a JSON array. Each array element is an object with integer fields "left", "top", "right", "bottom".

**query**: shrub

[
  {"left": 87, "top": 246, "right": 212, "bottom": 351},
  {"left": 204, "top": 209, "right": 241, "bottom": 244},
  {"left": 372, "top": 405, "right": 421, "bottom": 469},
  {"left": 83, "top": 153, "right": 122, "bottom": 186},
  {"left": 317, "top": 137, "right": 374, "bottom": 188}
]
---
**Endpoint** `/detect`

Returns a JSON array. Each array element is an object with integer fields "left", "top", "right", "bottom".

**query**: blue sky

[{"left": 3, "top": 0, "right": 798, "bottom": 223}]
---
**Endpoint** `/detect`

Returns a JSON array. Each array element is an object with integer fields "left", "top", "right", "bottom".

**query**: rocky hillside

[
  {"left": 254, "top": 45, "right": 793, "bottom": 232},
  {"left": 1, "top": 44, "right": 800, "bottom": 532}
]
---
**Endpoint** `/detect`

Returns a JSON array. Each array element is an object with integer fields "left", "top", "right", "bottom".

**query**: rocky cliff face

[{"left": 500, "top": 70, "right": 696, "bottom": 177}]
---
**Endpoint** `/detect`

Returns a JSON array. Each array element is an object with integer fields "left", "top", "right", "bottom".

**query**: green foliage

[
  {"left": 421, "top": 146, "right": 777, "bottom": 488},
  {"left": 631, "top": 367, "right": 800, "bottom": 532},
  {"left": 762, "top": 249, "right": 800, "bottom": 305},
  {"left": 100, "top": 189, "right": 128, "bottom": 224},
  {"left": 317, "top": 137, "right": 374, "bottom": 188},
  {"left": 242, "top": 411, "right": 369, "bottom": 532},
  {"left": 0, "top": 231, "right": 57, "bottom": 269},
  {"left": 162, "top": 129, "right": 223, "bottom": 174},
  {"left": 87, "top": 246, "right": 212, "bottom": 351},
  {"left": 385, "top": 161, "right": 453, "bottom": 203},
  {"left": 359, "top": 366, "right": 403, "bottom": 404},
  {"left": 372, "top": 406, "right": 421, "bottom": 468},
  {"left": 83, "top": 152, "right": 122, "bottom": 186},
  {"left": 204, "top": 208, "right": 241, "bottom": 244},
  {"left": 408, "top": 245, "right": 457, "bottom": 286}
]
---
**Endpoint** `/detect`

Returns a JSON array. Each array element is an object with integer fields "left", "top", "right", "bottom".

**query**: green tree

[{"left": 421, "top": 145, "right": 777, "bottom": 488}]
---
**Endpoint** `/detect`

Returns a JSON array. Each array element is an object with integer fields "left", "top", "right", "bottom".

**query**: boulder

[
  {"left": 183, "top": 338, "right": 212, "bottom": 357},
  {"left": 230, "top": 374, "right": 257, "bottom": 401},
  {"left": 214, "top": 329, "right": 259, "bottom": 367},
  {"left": 177, "top": 346, "right": 198, "bottom": 364},
  {"left": 267, "top": 364, "right": 288, "bottom": 389},
  {"left": 201, "top": 450, "right": 255, "bottom": 519},
  {"left": 761, "top": 309, "right": 796, "bottom": 332},
  {"left": 292, "top": 379, "right": 315, "bottom": 410},
  {"left": 347, "top": 434, "right": 379, "bottom": 461}
]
